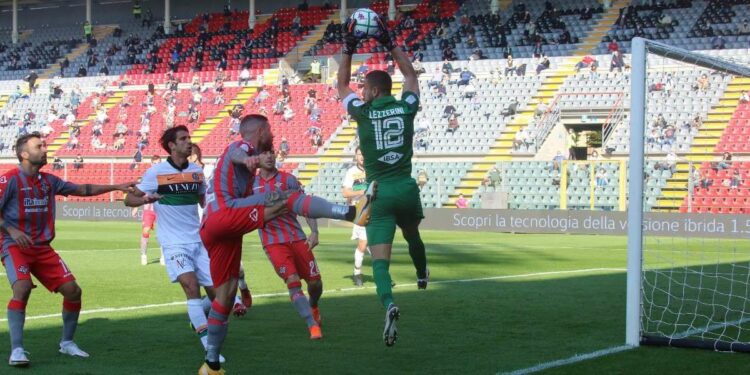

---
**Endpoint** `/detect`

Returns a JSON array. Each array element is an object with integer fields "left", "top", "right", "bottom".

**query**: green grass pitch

[{"left": 1, "top": 221, "right": 749, "bottom": 374}]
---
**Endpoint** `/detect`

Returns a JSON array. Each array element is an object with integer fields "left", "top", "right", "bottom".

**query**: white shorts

[
  {"left": 351, "top": 224, "right": 367, "bottom": 241},
  {"left": 162, "top": 242, "right": 213, "bottom": 287}
]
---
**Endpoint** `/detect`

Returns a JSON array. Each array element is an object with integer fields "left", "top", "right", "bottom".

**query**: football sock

[
  {"left": 354, "top": 248, "right": 364, "bottom": 275},
  {"left": 140, "top": 237, "right": 148, "bottom": 255},
  {"left": 238, "top": 277, "right": 248, "bottom": 291},
  {"left": 206, "top": 301, "right": 230, "bottom": 365},
  {"left": 372, "top": 260, "right": 394, "bottom": 308},
  {"left": 287, "top": 192, "right": 350, "bottom": 220},
  {"left": 307, "top": 280, "right": 323, "bottom": 308},
  {"left": 404, "top": 232, "right": 428, "bottom": 279},
  {"left": 61, "top": 300, "right": 81, "bottom": 342},
  {"left": 187, "top": 299, "right": 209, "bottom": 349},
  {"left": 201, "top": 296, "right": 212, "bottom": 314},
  {"left": 7, "top": 299, "right": 26, "bottom": 350},
  {"left": 288, "top": 282, "right": 316, "bottom": 328}
]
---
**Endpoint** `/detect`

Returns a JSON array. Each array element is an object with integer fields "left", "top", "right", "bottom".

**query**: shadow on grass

[{"left": 0, "top": 271, "right": 628, "bottom": 375}]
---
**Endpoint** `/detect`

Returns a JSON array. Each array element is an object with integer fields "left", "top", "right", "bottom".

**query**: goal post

[{"left": 627, "top": 37, "right": 750, "bottom": 352}]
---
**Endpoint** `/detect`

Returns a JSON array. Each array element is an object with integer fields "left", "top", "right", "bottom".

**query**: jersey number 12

[{"left": 373, "top": 118, "right": 404, "bottom": 150}]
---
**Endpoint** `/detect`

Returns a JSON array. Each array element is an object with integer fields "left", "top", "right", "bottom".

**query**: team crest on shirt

[
  {"left": 249, "top": 208, "right": 259, "bottom": 223},
  {"left": 40, "top": 181, "right": 49, "bottom": 194},
  {"left": 278, "top": 266, "right": 287, "bottom": 276},
  {"left": 192, "top": 173, "right": 202, "bottom": 181},
  {"left": 17, "top": 265, "right": 28, "bottom": 275}
]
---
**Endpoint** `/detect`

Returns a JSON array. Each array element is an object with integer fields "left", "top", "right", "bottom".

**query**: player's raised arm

[
  {"left": 375, "top": 17, "right": 419, "bottom": 96},
  {"left": 337, "top": 18, "right": 359, "bottom": 99}
]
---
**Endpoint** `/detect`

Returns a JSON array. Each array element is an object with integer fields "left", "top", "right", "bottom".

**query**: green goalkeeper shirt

[{"left": 344, "top": 91, "right": 420, "bottom": 183}]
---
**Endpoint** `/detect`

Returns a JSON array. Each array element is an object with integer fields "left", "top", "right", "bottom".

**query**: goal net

[{"left": 627, "top": 38, "right": 750, "bottom": 352}]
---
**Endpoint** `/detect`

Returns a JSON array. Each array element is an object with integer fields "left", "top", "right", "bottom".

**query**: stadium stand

[{"left": 0, "top": 0, "right": 747, "bottom": 215}]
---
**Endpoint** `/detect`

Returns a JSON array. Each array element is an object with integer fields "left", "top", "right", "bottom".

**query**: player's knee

[
  {"left": 11, "top": 280, "right": 33, "bottom": 301},
  {"left": 142, "top": 229, "right": 150, "bottom": 238},
  {"left": 59, "top": 282, "right": 82, "bottom": 300},
  {"left": 285, "top": 276, "right": 302, "bottom": 289}
]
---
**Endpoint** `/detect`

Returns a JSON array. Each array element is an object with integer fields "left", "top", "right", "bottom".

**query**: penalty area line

[
  {"left": 499, "top": 345, "right": 634, "bottom": 375},
  {"left": 1, "top": 268, "right": 624, "bottom": 322}
]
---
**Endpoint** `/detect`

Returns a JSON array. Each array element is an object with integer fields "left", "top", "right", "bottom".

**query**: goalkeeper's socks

[
  {"left": 405, "top": 233, "right": 428, "bottom": 280},
  {"left": 373, "top": 259, "right": 395, "bottom": 308},
  {"left": 288, "top": 282, "right": 316, "bottom": 328},
  {"left": 287, "top": 192, "right": 350, "bottom": 220}
]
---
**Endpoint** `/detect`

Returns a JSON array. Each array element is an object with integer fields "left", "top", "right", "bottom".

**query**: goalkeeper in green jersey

[{"left": 337, "top": 15, "right": 429, "bottom": 347}]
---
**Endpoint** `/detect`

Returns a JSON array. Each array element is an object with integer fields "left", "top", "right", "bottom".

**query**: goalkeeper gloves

[{"left": 342, "top": 19, "right": 360, "bottom": 56}]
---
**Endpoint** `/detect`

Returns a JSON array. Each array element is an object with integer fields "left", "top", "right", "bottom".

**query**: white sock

[
  {"left": 140, "top": 237, "right": 148, "bottom": 255},
  {"left": 354, "top": 248, "right": 364, "bottom": 275},
  {"left": 187, "top": 299, "right": 208, "bottom": 349},
  {"left": 201, "top": 296, "right": 212, "bottom": 315},
  {"left": 238, "top": 277, "right": 248, "bottom": 290},
  {"left": 234, "top": 296, "right": 242, "bottom": 305}
]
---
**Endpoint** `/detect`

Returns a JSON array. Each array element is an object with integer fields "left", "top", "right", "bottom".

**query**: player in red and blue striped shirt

[
  {"left": 0, "top": 133, "right": 134, "bottom": 366},
  {"left": 254, "top": 149, "right": 323, "bottom": 340}
]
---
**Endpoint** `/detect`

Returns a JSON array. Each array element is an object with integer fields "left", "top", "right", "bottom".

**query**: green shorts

[{"left": 366, "top": 178, "right": 424, "bottom": 246}]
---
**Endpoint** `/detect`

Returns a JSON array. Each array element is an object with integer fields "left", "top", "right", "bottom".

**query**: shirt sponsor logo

[{"left": 378, "top": 151, "right": 404, "bottom": 165}]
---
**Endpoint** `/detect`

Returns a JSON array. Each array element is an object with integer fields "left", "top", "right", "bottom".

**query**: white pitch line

[
  {"left": 499, "top": 345, "right": 634, "bottom": 375},
  {"left": 0, "top": 268, "right": 624, "bottom": 322}
]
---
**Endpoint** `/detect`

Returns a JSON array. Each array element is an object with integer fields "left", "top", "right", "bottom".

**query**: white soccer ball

[{"left": 350, "top": 8, "right": 382, "bottom": 39}]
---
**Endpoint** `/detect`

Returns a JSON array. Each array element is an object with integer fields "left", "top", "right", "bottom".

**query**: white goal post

[{"left": 627, "top": 37, "right": 750, "bottom": 351}]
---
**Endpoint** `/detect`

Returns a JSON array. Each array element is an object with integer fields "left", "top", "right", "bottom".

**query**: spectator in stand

[
  {"left": 446, "top": 113, "right": 459, "bottom": 134},
  {"left": 429, "top": 67, "right": 442, "bottom": 87},
  {"left": 712, "top": 35, "right": 725, "bottom": 50},
  {"left": 307, "top": 58, "right": 321, "bottom": 83},
  {"left": 255, "top": 87, "right": 270, "bottom": 104},
  {"left": 536, "top": 55, "right": 550, "bottom": 75},
  {"left": 458, "top": 67, "right": 476, "bottom": 87},
  {"left": 239, "top": 68, "right": 251, "bottom": 86},
  {"left": 552, "top": 151, "right": 565, "bottom": 171},
  {"left": 412, "top": 59, "right": 425, "bottom": 76},
  {"left": 566, "top": 128, "right": 577, "bottom": 160},
  {"left": 461, "top": 80, "right": 477, "bottom": 99},
  {"left": 608, "top": 38, "right": 619, "bottom": 53},
  {"left": 730, "top": 169, "right": 743, "bottom": 190},
  {"left": 610, "top": 51, "right": 625, "bottom": 72},
  {"left": 581, "top": 6, "right": 593, "bottom": 20},
  {"left": 416, "top": 169, "right": 428, "bottom": 191},
  {"left": 595, "top": 168, "right": 609, "bottom": 186},
  {"left": 717, "top": 152, "right": 732, "bottom": 170},
  {"left": 695, "top": 74, "right": 710, "bottom": 91},
  {"left": 574, "top": 55, "right": 597, "bottom": 73},
  {"left": 689, "top": 164, "right": 701, "bottom": 188},
  {"left": 283, "top": 104, "right": 295, "bottom": 122},
  {"left": 699, "top": 169, "right": 713, "bottom": 189},
  {"left": 658, "top": 12, "right": 672, "bottom": 28},
  {"left": 443, "top": 104, "right": 457, "bottom": 119},
  {"left": 740, "top": 19, "right": 750, "bottom": 35},
  {"left": 73, "top": 154, "right": 84, "bottom": 169},
  {"left": 24, "top": 70, "right": 38, "bottom": 93},
  {"left": 504, "top": 56, "right": 516, "bottom": 76},
  {"left": 455, "top": 194, "right": 469, "bottom": 209},
  {"left": 485, "top": 167, "right": 501, "bottom": 187},
  {"left": 740, "top": 91, "right": 750, "bottom": 103},
  {"left": 279, "top": 137, "right": 290, "bottom": 161},
  {"left": 501, "top": 99, "right": 519, "bottom": 119},
  {"left": 91, "top": 136, "right": 107, "bottom": 150},
  {"left": 52, "top": 156, "right": 64, "bottom": 170},
  {"left": 513, "top": 128, "right": 527, "bottom": 150}
]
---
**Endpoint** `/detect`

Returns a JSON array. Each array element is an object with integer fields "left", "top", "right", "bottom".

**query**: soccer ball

[{"left": 350, "top": 8, "right": 382, "bottom": 39}]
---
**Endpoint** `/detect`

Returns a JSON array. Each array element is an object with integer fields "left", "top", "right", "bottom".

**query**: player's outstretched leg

[
  {"left": 57, "top": 282, "right": 88, "bottom": 358},
  {"left": 270, "top": 181, "right": 377, "bottom": 225},
  {"left": 400, "top": 222, "right": 429, "bottom": 289}
]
